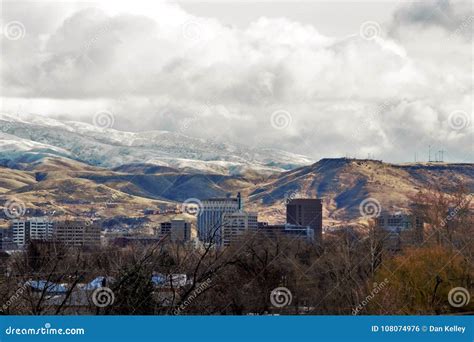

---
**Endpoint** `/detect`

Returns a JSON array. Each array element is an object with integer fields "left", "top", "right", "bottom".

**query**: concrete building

[
  {"left": 53, "top": 221, "right": 101, "bottom": 247},
  {"left": 11, "top": 218, "right": 53, "bottom": 248},
  {"left": 160, "top": 222, "right": 172, "bottom": 237},
  {"left": 286, "top": 199, "right": 323, "bottom": 243},
  {"left": 0, "top": 228, "right": 15, "bottom": 251},
  {"left": 29, "top": 217, "right": 54, "bottom": 241},
  {"left": 222, "top": 211, "right": 258, "bottom": 246},
  {"left": 12, "top": 220, "right": 29, "bottom": 247},
  {"left": 197, "top": 193, "right": 242, "bottom": 246},
  {"left": 0, "top": 229, "right": 6, "bottom": 251},
  {"left": 159, "top": 219, "right": 192, "bottom": 243},
  {"left": 375, "top": 212, "right": 424, "bottom": 250},
  {"left": 257, "top": 222, "right": 315, "bottom": 242}
]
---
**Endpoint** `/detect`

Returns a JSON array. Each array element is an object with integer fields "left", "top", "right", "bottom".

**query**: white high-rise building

[
  {"left": 29, "top": 217, "right": 54, "bottom": 241},
  {"left": 197, "top": 193, "right": 242, "bottom": 246},
  {"left": 12, "top": 220, "right": 28, "bottom": 247},
  {"left": 11, "top": 218, "right": 54, "bottom": 248},
  {"left": 222, "top": 211, "right": 258, "bottom": 246}
]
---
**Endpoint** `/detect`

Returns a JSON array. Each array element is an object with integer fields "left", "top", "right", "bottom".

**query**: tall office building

[
  {"left": 0, "top": 228, "right": 12, "bottom": 251},
  {"left": 159, "top": 219, "right": 192, "bottom": 243},
  {"left": 29, "top": 217, "right": 54, "bottom": 241},
  {"left": 257, "top": 222, "right": 314, "bottom": 242},
  {"left": 11, "top": 220, "right": 28, "bottom": 247},
  {"left": 170, "top": 219, "right": 191, "bottom": 242},
  {"left": 222, "top": 211, "right": 258, "bottom": 246},
  {"left": 375, "top": 212, "right": 424, "bottom": 250},
  {"left": 53, "top": 221, "right": 101, "bottom": 247},
  {"left": 197, "top": 193, "right": 242, "bottom": 246},
  {"left": 286, "top": 199, "right": 322, "bottom": 243},
  {"left": 11, "top": 218, "right": 54, "bottom": 248},
  {"left": 160, "top": 222, "right": 172, "bottom": 237}
]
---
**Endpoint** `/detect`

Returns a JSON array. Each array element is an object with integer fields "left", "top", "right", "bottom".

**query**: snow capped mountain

[
  {"left": 0, "top": 132, "right": 74, "bottom": 165},
  {"left": 0, "top": 113, "right": 313, "bottom": 174}
]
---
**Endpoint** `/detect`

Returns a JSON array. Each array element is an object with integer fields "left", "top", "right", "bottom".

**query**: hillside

[
  {"left": 248, "top": 158, "right": 474, "bottom": 225},
  {"left": 0, "top": 157, "right": 472, "bottom": 230}
]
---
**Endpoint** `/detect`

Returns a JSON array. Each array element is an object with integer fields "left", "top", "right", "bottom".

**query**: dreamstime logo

[
  {"left": 359, "top": 198, "right": 381, "bottom": 218},
  {"left": 182, "top": 20, "right": 202, "bottom": 41},
  {"left": 83, "top": 22, "right": 111, "bottom": 52},
  {"left": 3, "top": 198, "right": 26, "bottom": 219},
  {"left": 448, "top": 287, "right": 471, "bottom": 308},
  {"left": 448, "top": 110, "right": 470, "bottom": 130},
  {"left": 3, "top": 21, "right": 26, "bottom": 40},
  {"left": 371, "top": 100, "right": 393, "bottom": 117},
  {"left": 93, "top": 110, "right": 115, "bottom": 129},
  {"left": 270, "top": 287, "right": 292, "bottom": 308},
  {"left": 449, "top": 15, "right": 474, "bottom": 40},
  {"left": 92, "top": 287, "right": 115, "bottom": 308},
  {"left": 174, "top": 278, "right": 212, "bottom": 315},
  {"left": 181, "top": 198, "right": 203, "bottom": 216},
  {"left": 440, "top": 193, "right": 473, "bottom": 227},
  {"left": 1, "top": 121, "right": 14, "bottom": 133},
  {"left": 353, "top": 278, "right": 389, "bottom": 315},
  {"left": 279, "top": 190, "right": 299, "bottom": 215},
  {"left": 178, "top": 117, "right": 197, "bottom": 133},
  {"left": 351, "top": 101, "right": 393, "bottom": 140},
  {"left": 0, "top": 284, "right": 28, "bottom": 313},
  {"left": 284, "top": 190, "right": 298, "bottom": 204},
  {"left": 5, "top": 322, "right": 85, "bottom": 336},
  {"left": 270, "top": 110, "right": 292, "bottom": 130},
  {"left": 359, "top": 21, "right": 381, "bottom": 41}
]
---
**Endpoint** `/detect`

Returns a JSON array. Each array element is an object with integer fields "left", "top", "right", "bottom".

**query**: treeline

[{"left": 0, "top": 184, "right": 472, "bottom": 315}]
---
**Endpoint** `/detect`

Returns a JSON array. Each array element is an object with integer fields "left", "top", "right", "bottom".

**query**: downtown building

[
  {"left": 11, "top": 217, "right": 54, "bottom": 248},
  {"left": 53, "top": 220, "right": 101, "bottom": 247},
  {"left": 286, "top": 198, "right": 323, "bottom": 243},
  {"left": 221, "top": 211, "right": 258, "bottom": 246},
  {"left": 197, "top": 193, "right": 243, "bottom": 246},
  {"left": 257, "top": 222, "right": 315, "bottom": 242},
  {"left": 375, "top": 212, "right": 424, "bottom": 250},
  {"left": 159, "top": 219, "right": 192, "bottom": 243},
  {"left": 0, "top": 228, "right": 14, "bottom": 251},
  {"left": 8, "top": 218, "right": 101, "bottom": 248}
]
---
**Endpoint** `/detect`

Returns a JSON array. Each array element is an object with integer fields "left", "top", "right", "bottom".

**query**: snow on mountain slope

[
  {"left": 0, "top": 113, "right": 313, "bottom": 174},
  {"left": 0, "top": 132, "right": 74, "bottom": 165}
]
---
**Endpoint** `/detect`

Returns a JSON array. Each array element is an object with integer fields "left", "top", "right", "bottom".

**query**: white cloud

[{"left": 0, "top": 0, "right": 472, "bottom": 163}]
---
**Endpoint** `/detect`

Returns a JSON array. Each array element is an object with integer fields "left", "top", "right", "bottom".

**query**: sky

[{"left": 0, "top": 0, "right": 472, "bottom": 163}]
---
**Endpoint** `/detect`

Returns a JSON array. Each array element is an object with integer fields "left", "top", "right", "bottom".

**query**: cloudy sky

[{"left": 0, "top": 0, "right": 472, "bottom": 163}]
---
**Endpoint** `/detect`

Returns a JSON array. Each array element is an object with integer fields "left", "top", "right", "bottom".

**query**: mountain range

[
  {"left": 0, "top": 113, "right": 312, "bottom": 175},
  {"left": 0, "top": 113, "right": 473, "bottom": 228}
]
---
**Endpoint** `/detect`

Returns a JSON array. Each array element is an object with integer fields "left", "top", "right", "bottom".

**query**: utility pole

[
  {"left": 439, "top": 150, "right": 445, "bottom": 162},
  {"left": 428, "top": 145, "right": 431, "bottom": 162}
]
